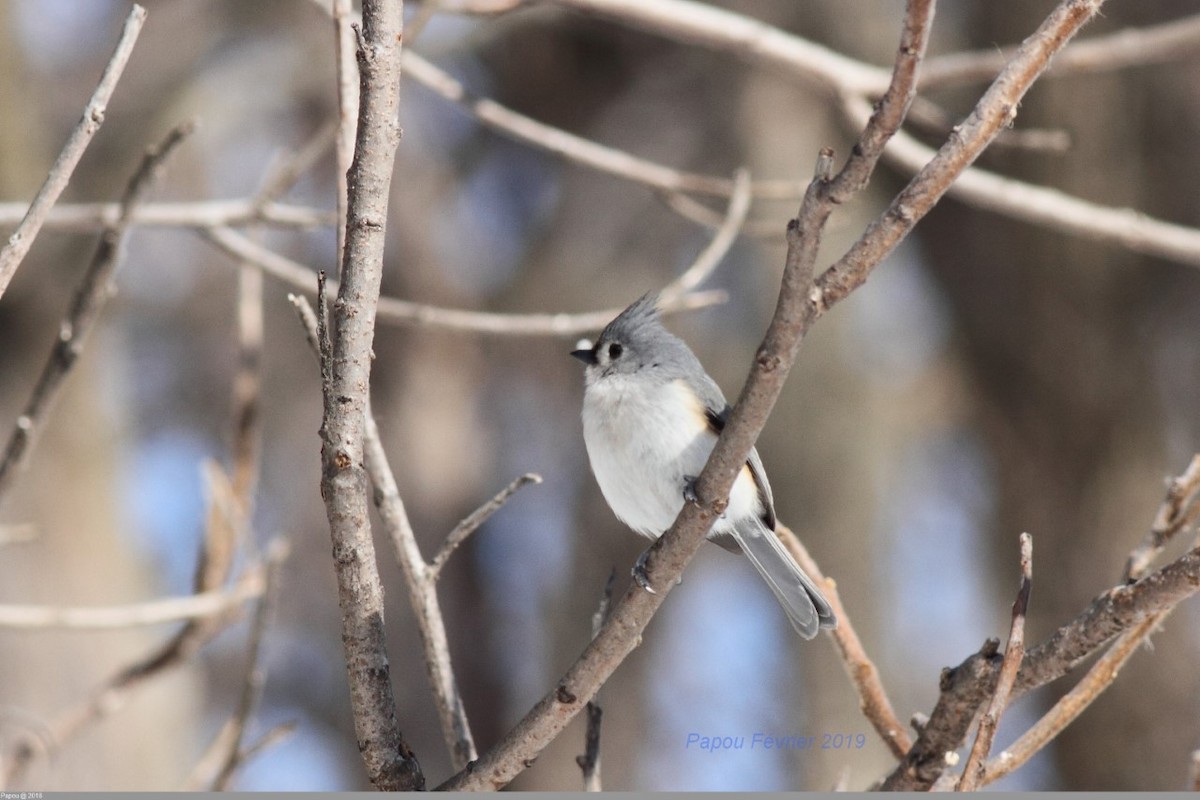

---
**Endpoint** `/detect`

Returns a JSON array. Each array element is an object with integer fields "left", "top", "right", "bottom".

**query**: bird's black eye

[{"left": 608, "top": 342, "right": 623, "bottom": 360}]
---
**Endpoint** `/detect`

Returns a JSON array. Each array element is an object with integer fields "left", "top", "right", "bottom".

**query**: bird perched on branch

[{"left": 572, "top": 293, "right": 835, "bottom": 638}]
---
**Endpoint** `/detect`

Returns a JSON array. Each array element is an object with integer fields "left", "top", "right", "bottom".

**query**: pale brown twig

[
  {"left": 202, "top": 223, "right": 727, "bottom": 336},
  {"left": 292, "top": 293, "right": 481, "bottom": 770},
  {"left": 0, "top": 568, "right": 266, "bottom": 631},
  {"left": 660, "top": 169, "right": 751, "bottom": 300},
  {"left": 0, "top": 200, "right": 333, "bottom": 231},
  {"left": 401, "top": 50, "right": 801, "bottom": 200},
  {"left": 363, "top": 408, "right": 479, "bottom": 770},
  {"left": 837, "top": 93, "right": 1200, "bottom": 271},
  {"left": 1190, "top": 749, "right": 1200, "bottom": 792},
  {"left": 0, "top": 122, "right": 194, "bottom": 505},
  {"left": 957, "top": 533, "right": 1033, "bottom": 792},
  {"left": 0, "top": 5, "right": 146, "bottom": 301},
  {"left": 332, "top": 0, "right": 357, "bottom": 278},
  {"left": 316, "top": 0, "right": 423, "bottom": 788},
  {"left": 780, "top": 525, "right": 911, "bottom": 760},
  {"left": 814, "top": 0, "right": 1105, "bottom": 315},
  {"left": 429, "top": 473, "right": 543, "bottom": 580},
  {"left": 0, "top": 533, "right": 288, "bottom": 787},
  {"left": 211, "top": 538, "right": 290, "bottom": 791},
  {"left": 1124, "top": 454, "right": 1200, "bottom": 583},
  {"left": 657, "top": 190, "right": 784, "bottom": 240},
  {"left": 918, "top": 11, "right": 1200, "bottom": 90}
]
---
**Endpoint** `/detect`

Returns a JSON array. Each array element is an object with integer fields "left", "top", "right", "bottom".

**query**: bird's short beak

[{"left": 571, "top": 347, "right": 598, "bottom": 365}]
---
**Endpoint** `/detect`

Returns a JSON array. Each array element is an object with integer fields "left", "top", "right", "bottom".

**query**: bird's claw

[
  {"left": 682, "top": 475, "right": 700, "bottom": 505},
  {"left": 632, "top": 548, "right": 657, "bottom": 594}
]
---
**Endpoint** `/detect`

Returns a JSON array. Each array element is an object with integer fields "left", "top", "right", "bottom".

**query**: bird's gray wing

[{"left": 699, "top": 387, "right": 777, "bottom": 531}]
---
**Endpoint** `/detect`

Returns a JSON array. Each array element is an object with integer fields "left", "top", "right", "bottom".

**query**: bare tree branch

[
  {"left": 0, "top": 568, "right": 266, "bottom": 630},
  {"left": 780, "top": 525, "right": 911, "bottom": 760},
  {"left": 363, "top": 409, "right": 479, "bottom": 770},
  {"left": 401, "top": 50, "right": 800, "bottom": 200},
  {"left": 1124, "top": 454, "right": 1200, "bottom": 583},
  {"left": 202, "top": 197, "right": 737, "bottom": 335},
  {"left": 316, "top": 0, "right": 424, "bottom": 788},
  {"left": 957, "top": 533, "right": 1032, "bottom": 792},
  {"left": 332, "top": 0, "right": 358, "bottom": 279},
  {"left": 837, "top": 94, "right": 1200, "bottom": 271},
  {"left": 979, "top": 611, "right": 1163, "bottom": 787},
  {"left": 0, "top": 5, "right": 146, "bottom": 301},
  {"left": 918, "top": 11, "right": 1200, "bottom": 90},
  {"left": 293, "top": 292, "right": 483, "bottom": 771},
  {"left": 429, "top": 473, "right": 543, "bottom": 580},
  {"left": 210, "top": 538, "right": 290, "bottom": 791},
  {"left": 0, "top": 200, "right": 333, "bottom": 231},
  {"left": 546, "top": 0, "right": 886, "bottom": 95},
  {"left": 882, "top": 540, "right": 1200, "bottom": 790},
  {"left": 0, "top": 515, "right": 287, "bottom": 788},
  {"left": 812, "top": 1, "right": 1106, "bottom": 312},
  {"left": 0, "top": 122, "right": 194, "bottom": 505}
]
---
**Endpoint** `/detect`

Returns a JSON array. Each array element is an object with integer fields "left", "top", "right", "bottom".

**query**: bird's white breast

[{"left": 581, "top": 375, "right": 759, "bottom": 539}]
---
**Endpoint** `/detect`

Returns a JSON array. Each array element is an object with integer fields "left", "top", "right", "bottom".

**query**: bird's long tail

[{"left": 730, "top": 519, "right": 837, "bottom": 639}]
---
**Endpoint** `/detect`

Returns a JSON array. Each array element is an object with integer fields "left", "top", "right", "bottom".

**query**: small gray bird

[{"left": 572, "top": 293, "right": 836, "bottom": 639}]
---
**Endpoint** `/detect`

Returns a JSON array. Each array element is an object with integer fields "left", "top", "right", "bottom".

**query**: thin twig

[
  {"left": 779, "top": 525, "right": 911, "bottom": 760},
  {"left": 332, "top": 0, "right": 358, "bottom": 278},
  {"left": 576, "top": 569, "right": 615, "bottom": 792},
  {"left": 0, "top": 200, "right": 334, "bottom": 231},
  {"left": 0, "top": 567, "right": 266, "bottom": 630},
  {"left": 837, "top": 93, "right": 1200, "bottom": 271},
  {"left": 293, "top": 291, "right": 481, "bottom": 770},
  {"left": 957, "top": 533, "right": 1033, "bottom": 792},
  {"left": 363, "top": 407, "right": 479, "bottom": 770},
  {"left": 918, "top": 11, "right": 1200, "bottom": 90},
  {"left": 546, "top": 0, "right": 886, "bottom": 95},
  {"left": 0, "top": 122, "right": 194, "bottom": 505},
  {"left": 882, "top": 543, "right": 1200, "bottom": 790},
  {"left": 657, "top": 190, "right": 784, "bottom": 240},
  {"left": 235, "top": 721, "right": 300, "bottom": 768},
  {"left": 537, "top": 0, "right": 1200, "bottom": 274},
  {"left": 904, "top": 95, "right": 1071, "bottom": 155},
  {"left": 211, "top": 538, "right": 291, "bottom": 791},
  {"left": 401, "top": 50, "right": 799, "bottom": 200},
  {"left": 979, "top": 611, "right": 1163, "bottom": 787},
  {"left": 825, "top": 0, "right": 936, "bottom": 203},
  {"left": 252, "top": 123, "right": 339, "bottom": 213},
  {"left": 0, "top": 5, "right": 147, "bottom": 301},
  {"left": 815, "top": 0, "right": 1107, "bottom": 313},
  {"left": 0, "top": 539, "right": 288, "bottom": 787},
  {"left": 1124, "top": 454, "right": 1200, "bottom": 583},
  {"left": 660, "top": 169, "right": 751, "bottom": 300},
  {"left": 203, "top": 225, "right": 727, "bottom": 335},
  {"left": 429, "top": 473, "right": 543, "bottom": 580}
]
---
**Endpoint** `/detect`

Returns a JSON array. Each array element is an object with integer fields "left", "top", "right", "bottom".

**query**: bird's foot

[
  {"left": 632, "top": 547, "right": 657, "bottom": 594},
  {"left": 682, "top": 475, "right": 700, "bottom": 505}
]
